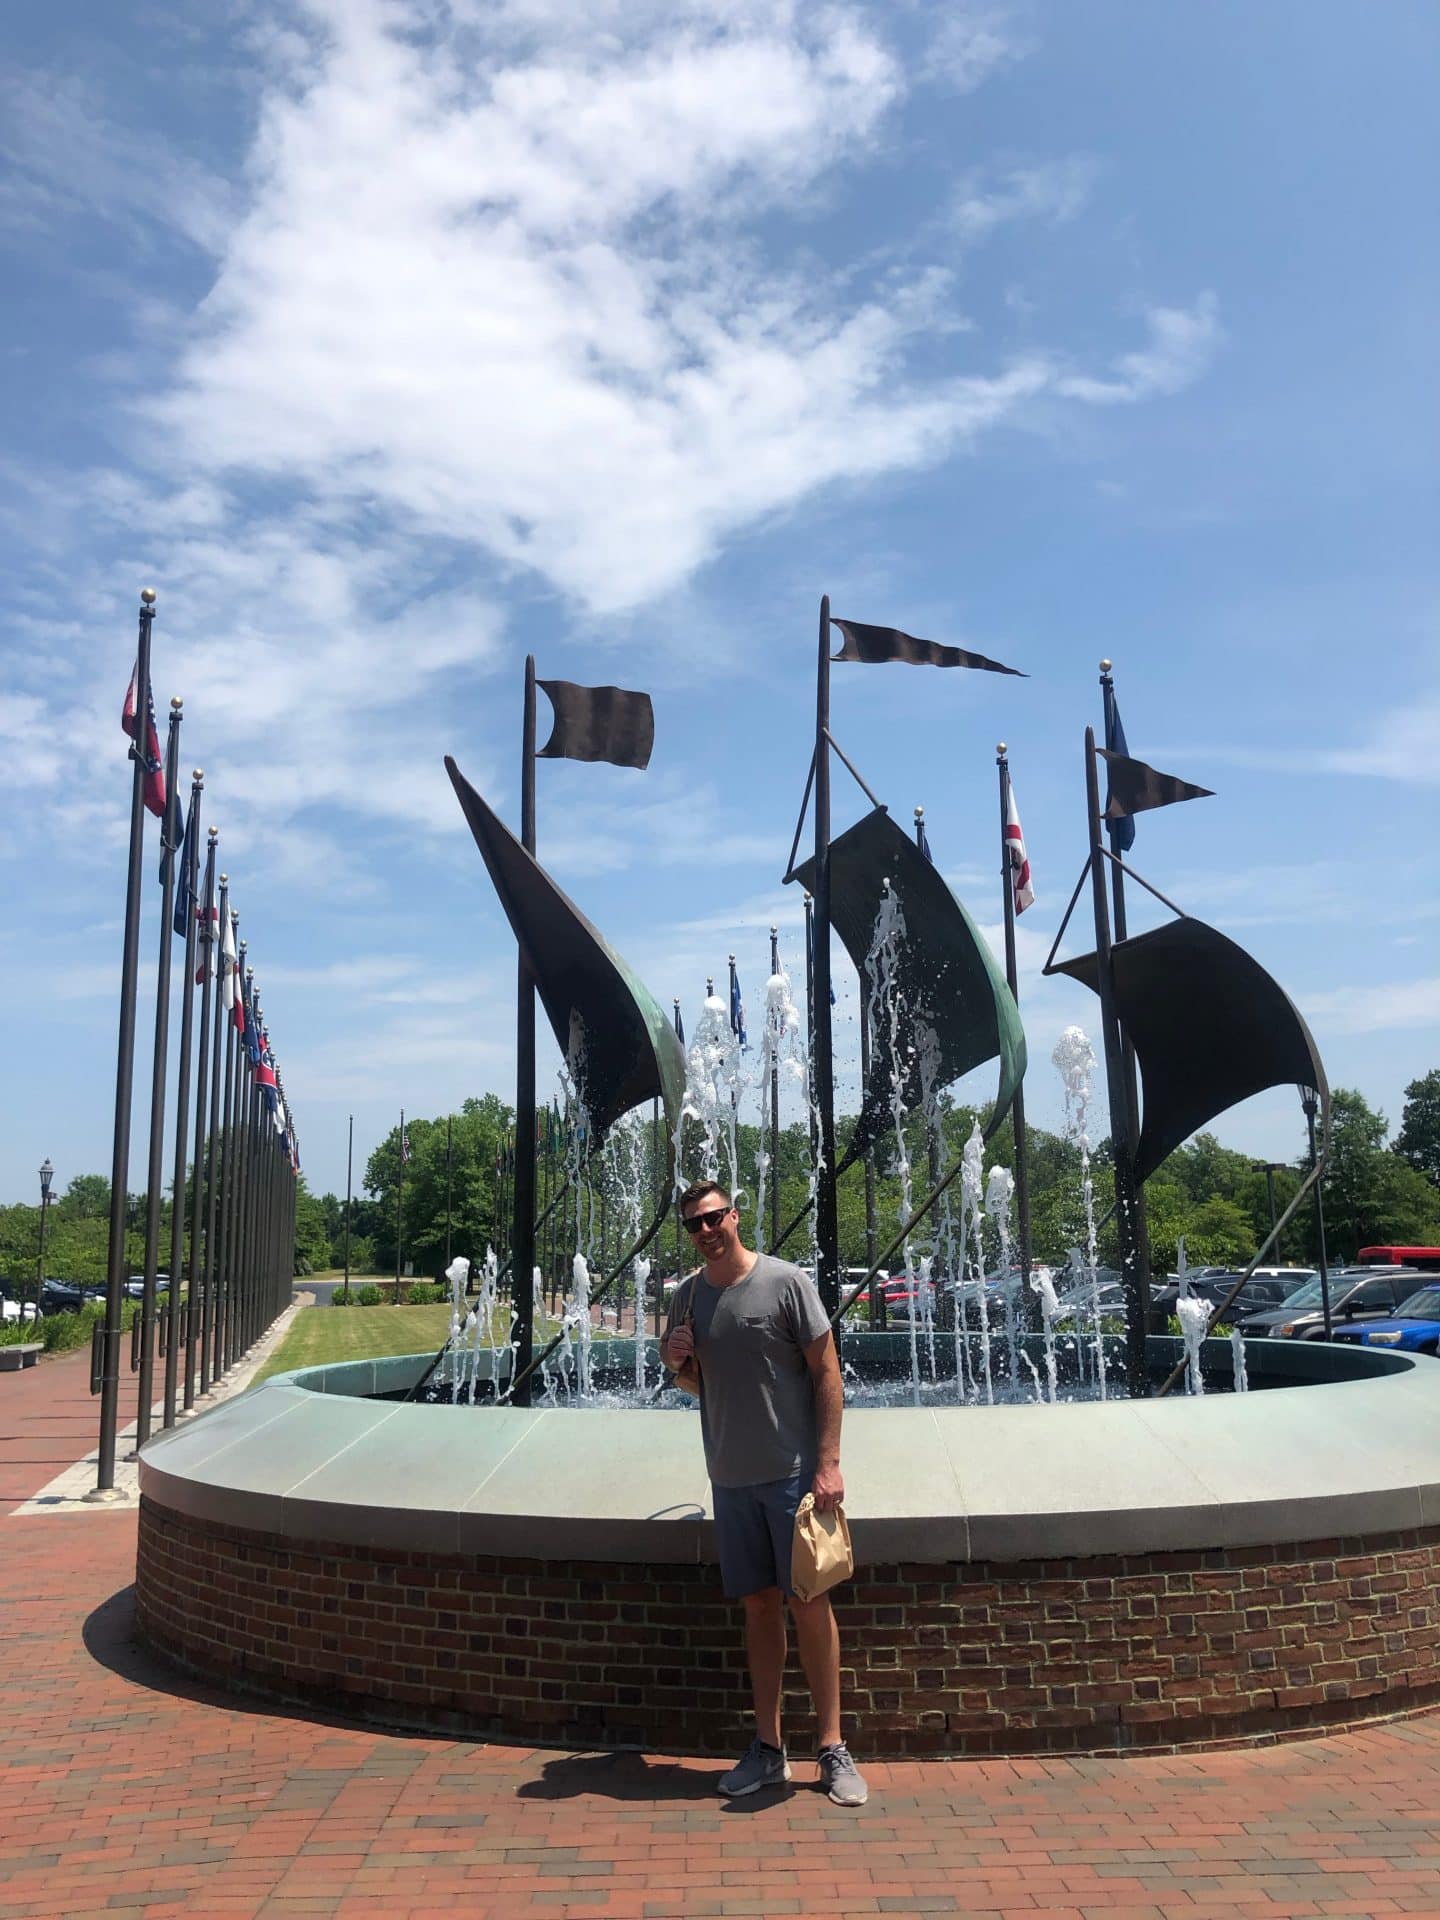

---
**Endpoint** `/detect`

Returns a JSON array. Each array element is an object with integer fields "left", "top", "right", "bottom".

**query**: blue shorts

[{"left": 712, "top": 1471, "right": 809, "bottom": 1599}]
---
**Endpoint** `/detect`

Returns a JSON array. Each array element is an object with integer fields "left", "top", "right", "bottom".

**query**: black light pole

[
  {"left": 768, "top": 926, "right": 781, "bottom": 1254},
  {"left": 1251, "top": 1160, "right": 1284, "bottom": 1252},
  {"left": 996, "top": 747, "right": 1036, "bottom": 1326},
  {"left": 394, "top": 1106, "right": 406, "bottom": 1302},
  {"left": 36, "top": 1159, "right": 54, "bottom": 1322},
  {"left": 812, "top": 596, "right": 839, "bottom": 1318},
  {"left": 445, "top": 1113, "right": 453, "bottom": 1271},
  {"left": 1301, "top": 1087, "right": 1333, "bottom": 1337},
  {"left": 1085, "top": 727, "right": 1149, "bottom": 1398},
  {"left": 511, "top": 655, "right": 538, "bottom": 1404},
  {"left": 94, "top": 587, "right": 157, "bottom": 1498},
  {"left": 342, "top": 1114, "right": 353, "bottom": 1302}
]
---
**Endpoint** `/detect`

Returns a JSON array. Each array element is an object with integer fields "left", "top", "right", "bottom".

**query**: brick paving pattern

[{"left": 4, "top": 1359, "right": 1440, "bottom": 1917}]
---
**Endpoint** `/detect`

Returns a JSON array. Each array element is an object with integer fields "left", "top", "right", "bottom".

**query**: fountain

[{"left": 134, "top": 640, "right": 1440, "bottom": 1762}]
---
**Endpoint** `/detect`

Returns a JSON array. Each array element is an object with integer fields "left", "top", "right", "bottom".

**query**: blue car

[{"left": 1331, "top": 1283, "right": 1440, "bottom": 1355}]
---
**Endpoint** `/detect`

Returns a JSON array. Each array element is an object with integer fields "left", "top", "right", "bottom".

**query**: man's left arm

[{"left": 804, "top": 1331, "right": 844, "bottom": 1512}]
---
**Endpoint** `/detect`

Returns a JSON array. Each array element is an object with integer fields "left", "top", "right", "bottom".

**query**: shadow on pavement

[{"left": 516, "top": 1750, "right": 724, "bottom": 1803}]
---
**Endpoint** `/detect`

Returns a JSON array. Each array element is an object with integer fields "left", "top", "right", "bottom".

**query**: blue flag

[
  {"left": 729, "top": 963, "right": 747, "bottom": 1048},
  {"left": 915, "top": 814, "right": 933, "bottom": 864},
  {"left": 244, "top": 978, "right": 263, "bottom": 1067},
  {"left": 171, "top": 793, "right": 198, "bottom": 939},
  {"left": 674, "top": 1000, "right": 685, "bottom": 1046},
  {"left": 1105, "top": 698, "right": 1136, "bottom": 852},
  {"left": 805, "top": 907, "right": 837, "bottom": 1006}
]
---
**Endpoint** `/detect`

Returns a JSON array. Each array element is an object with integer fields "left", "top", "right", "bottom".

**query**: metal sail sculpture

[
  {"left": 446, "top": 757, "right": 686, "bottom": 1140},
  {"left": 1047, "top": 916, "right": 1329, "bottom": 1183},
  {"left": 791, "top": 806, "right": 1027, "bottom": 1166}
]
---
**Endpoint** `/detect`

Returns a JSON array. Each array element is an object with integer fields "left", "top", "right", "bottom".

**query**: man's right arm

[{"left": 658, "top": 1279, "right": 694, "bottom": 1370}]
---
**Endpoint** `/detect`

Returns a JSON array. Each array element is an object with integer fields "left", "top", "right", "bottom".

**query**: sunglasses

[{"left": 682, "top": 1206, "right": 732, "bottom": 1234}]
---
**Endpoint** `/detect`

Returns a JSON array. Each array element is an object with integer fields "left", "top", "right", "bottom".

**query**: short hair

[{"left": 679, "top": 1178, "right": 732, "bottom": 1218}]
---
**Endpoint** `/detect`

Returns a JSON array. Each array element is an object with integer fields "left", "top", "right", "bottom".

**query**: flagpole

[
  {"left": 92, "top": 588, "right": 157, "bottom": 1497},
  {"left": 445, "top": 1113, "right": 453, "bottom": 1271},
  {"left": 996, "top": 747, "right": 1036, "bottom": 1329},
  {"left": 812, "top": 595, "right": 839, "bottom": 1318},
  {"left": 395, "top": 1107, "right": 405, "bottom": 1302},
  {"left": 1099, "top": 659, "right": 1152, "bottom": 1333},
  {"left": 802, "top": 892, "right": 820, "bottom": 1253},
  {"left": 200, "top": 882, "right": 229, "bottom": 1395},
  {"left": 672, "top": 1000, "right": 684, "bottom": 1307},
  {"left": 215, "top": 934, "right": 243, "bottom": 1382},
  {"left": 857, "top": 971, "right": 877, "bottom": 1316},
  {"left": 184, "top": 827, "right": 216, "bottom": 1409},
  {"left": 164, "top": 769, "right": 203, "bottom": 1426},
  {"left": 512, "top": 655, "right": 538, "bottom": 1405},
  {"left": 343, "top": 1114, "right": 353, "bottom": 1300},
  {"left": 132, "top": 699, "right": 184, "bottom": 1449},
  {"left": 1085, "top": 726, "right": 1148, "bottom": 1398}
]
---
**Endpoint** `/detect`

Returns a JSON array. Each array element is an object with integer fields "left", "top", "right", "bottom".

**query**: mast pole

[
  {"left": 1085, "top": 727, "right": 1148, "bottom": 1397},
  {"left": 996, "top": 748, "right": 1036, "bottom": 1327},
  {"left": 512, "top": 655, "right": 538, "bottom": 1404},
  {"left": 812, "top": 596, "right": 839, "bottom": 1317}
]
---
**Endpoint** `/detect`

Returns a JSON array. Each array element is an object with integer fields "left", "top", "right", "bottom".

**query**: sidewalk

[{"left": 3, "top": 1340, "right": 1440, "bottom": 1917}]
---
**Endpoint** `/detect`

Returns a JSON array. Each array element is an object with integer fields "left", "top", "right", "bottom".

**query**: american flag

[
  {"left": 1005, "top": 779, "right": 1035, "bottom": 914},
  {"left": 121, "top": 658, "right": 166, "bottom": 818}
]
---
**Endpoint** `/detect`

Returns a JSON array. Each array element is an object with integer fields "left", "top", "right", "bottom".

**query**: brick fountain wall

[{"left": 135, "top": 1498, "right": 1440, "bottom": 1757}]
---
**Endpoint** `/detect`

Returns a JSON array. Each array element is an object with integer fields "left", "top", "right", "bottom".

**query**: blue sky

[{"left": 2, "top": 0, "right": 1436, "bottom": 1207}]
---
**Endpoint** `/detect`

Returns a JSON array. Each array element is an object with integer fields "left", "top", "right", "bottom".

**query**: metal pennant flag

[
  {"left": 831, "top": 617, "right": 1025, "bottom": 677},
  {"left": 535, "top": 679, "right": 655, "bottom": 770},
  {"left": 1097, "top": 747, "right": 1213, "bottom": 819}
]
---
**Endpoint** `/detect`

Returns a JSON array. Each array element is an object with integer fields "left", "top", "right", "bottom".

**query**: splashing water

[
  {"left": 566, "top": 1253, "right": 594, "bottom": 1400},
  {"left": 1031, "top": 1264, "right": 1061, "bottom": 1402},
  {"left": 985, "top": 1164, "right": 1021, "bottom": 1385},
  {"left": 754, "top": 963, "right": 808, "bottom": 1251},
  {"left": 1230, "top": 1325, "right": 1249, "bottom": 1393},
  {"left": 1175, "top": 1239, "right": 1208, "bottom": 1396},
  {"left": 445, "top": 1257, "right": 471, "bottom": 1405},
  {"left": 961, "top": 1122, "right": 994, "bottom": 1405},
  {"left": 1052, "top": 1027, "right": 1107, "bottom": 1400},
  {"left": 676, "top": 995, "right": 744, "bottom": 1205},
  {"left": 633, "top": 1256, "right": 651, "bottom": 1388},
  {"left": 865, "top": 881, "right": 924, "bottom": 1405}
]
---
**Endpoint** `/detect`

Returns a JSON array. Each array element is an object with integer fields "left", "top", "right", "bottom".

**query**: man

[{"left": 660, "top": 1179, "right": 867, "bottom": 1807}]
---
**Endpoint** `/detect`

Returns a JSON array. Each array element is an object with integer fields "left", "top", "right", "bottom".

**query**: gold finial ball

[
  {"left": 170, "top": 695, "right": 183, "bottom": 711},
  {"left": 770, "top": 924, "right": 778, "bottom": 936},
  {"left": 1099, "top": 657, "right": 1112, "bottom": 672},
  {"left": 997, "top": 741, "right": 1007, "bottom": 755},
  {"left": 193, "top": 767, "right": 203, "bottom": 781},
  {"left": 207, "top": 827, "right": 218, "bottom": 841},
  {"left": 219, "top": 870, "right": 228, "bottom": 882},
  {"left": 914, "top": 804, "right": 924, "bottom": 817},
  {"left": 140, "top": 587, "right": 157, "bottom": 605}
]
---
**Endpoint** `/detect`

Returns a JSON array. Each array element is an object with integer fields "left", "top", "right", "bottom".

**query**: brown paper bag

[{"left": 791, "top": 1491, "right": 854, "bottom": 1602}]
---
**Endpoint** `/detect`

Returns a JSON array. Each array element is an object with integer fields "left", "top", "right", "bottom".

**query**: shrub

[
  {"left": 403, "top": 1282, "right": 442, "bottom": 1305},
  {"left": 331, "top": 1288, "right": 356, "bottom": 1307},
  {"left": 355, "top": 1284, "right": 385, "bottom": 1306}
]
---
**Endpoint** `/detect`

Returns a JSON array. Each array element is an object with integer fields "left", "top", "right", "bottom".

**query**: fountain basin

[{"left": 136, "top": 1338, "right": 1440, "bottom": 1757}]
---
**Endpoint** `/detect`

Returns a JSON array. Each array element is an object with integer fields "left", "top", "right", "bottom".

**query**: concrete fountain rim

[{"left": 136, "top": 1339, "right": 1440, "bottom": 1564}]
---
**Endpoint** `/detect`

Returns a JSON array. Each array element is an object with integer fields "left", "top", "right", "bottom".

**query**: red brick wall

[{"left": 135, "top": 1498, "right": 1440, "bottom": 1757}]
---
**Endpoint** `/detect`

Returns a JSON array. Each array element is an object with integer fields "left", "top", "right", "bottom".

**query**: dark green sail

[
  {"left": 1051, "top": 916, "right": 1329, "bottom": 1182},
  {"left": 791, "top": 807, "right": 1026, "bottom": 1158},
  {"left": 446, "top": 757, "right": 686, "bottom": 1140}
]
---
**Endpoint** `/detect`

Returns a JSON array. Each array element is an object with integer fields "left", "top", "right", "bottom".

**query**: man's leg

[
  {"left": 788, "top": 1592, "right": 841, "bottom": 1748},
  {"left": 742, "top": 1587, "right": 788, "bottom": 1748}
]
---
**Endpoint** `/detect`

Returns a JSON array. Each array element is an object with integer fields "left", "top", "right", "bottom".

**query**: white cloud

[
  {"left": 921, "top": 6, "right": 1031, "bottom": 93},
  {"left": 1055, "top": 294, "right": 1222, "bottom": 405},
  {"left": 951, "top": 157, "right": 1099, "bottom": 243},
  {"left": 1301, "top": 976, "right": 1440, "bottom": 1037}
]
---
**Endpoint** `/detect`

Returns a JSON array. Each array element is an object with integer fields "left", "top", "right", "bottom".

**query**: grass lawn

[{"left": 251, "top": 1304, "right": 453, "bottom": 1387}]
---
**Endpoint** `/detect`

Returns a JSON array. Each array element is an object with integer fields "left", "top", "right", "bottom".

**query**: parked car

[
  {"left": 1238, "top": 1269, "right": 1422, "bottom": 1340},
  {"left": 1153, "top": 1271, "right": 1297, "bottom": 1317},
  {"left": 1051, "top": 1280, "right": 1127, "bottom": 1326},
  {"left": 1, "top": 1280, "right": 42, "bottom": 1325},
  {"left": 123, "top": 1273, "right": 170, "bottom": 1300},
  {"left": 38, "top": 1277, "right": 104, "bottom": 1314},
  {"left": 1330, "top": 1283, "right": 1440, "bottom": 1355}
]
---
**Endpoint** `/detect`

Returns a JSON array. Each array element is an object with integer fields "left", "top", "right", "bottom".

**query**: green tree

[
  {"left": 1393, "top": 1069, "right": 1440, "bottom": 1190},
  {"left": 365, "top": 1095, "right": 513, "bottom": 1285},
  {"left": 57, "top": 1173, "right": 110, "bottom": 1221},
  {"left": 1309, "top": 1086, "right": 1440, "bottom": 1262}
]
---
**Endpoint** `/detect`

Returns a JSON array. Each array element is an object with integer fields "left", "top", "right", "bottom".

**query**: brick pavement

[
  {"left": 4, "top": 1362, "right": 1440, "bottom": 1918},
  {"left": 0, "top": 1344, "right": 143, "bottom": 1514},
  {"left": 4, "top": 1513, "right": 1440, "bottom": 1920}
]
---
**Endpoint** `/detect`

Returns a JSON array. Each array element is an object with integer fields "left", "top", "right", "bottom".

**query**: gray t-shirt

[{"left": 665, "top": 1253, "right": 833, "bottom": 1488}]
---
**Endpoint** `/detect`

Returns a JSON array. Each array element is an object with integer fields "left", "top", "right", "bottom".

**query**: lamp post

[
  {"left": 1250, "top": 1160, "right": 1285, "bottom": 1252},
  {"left": 36, "top": 1159, "right": 55, "bottom": 1323}
]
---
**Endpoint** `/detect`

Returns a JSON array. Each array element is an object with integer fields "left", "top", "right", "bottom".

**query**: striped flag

[
  {"left": 121, "top": 658, "right": 166, "bottom": 817},
  {"left": 1004, "top": 778, "right": 1035, "bottom": 914}
]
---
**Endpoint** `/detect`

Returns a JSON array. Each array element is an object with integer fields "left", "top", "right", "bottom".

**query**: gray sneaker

[
  {"left": 817, "top": 1742, "right": 868, "bottom": 1806},
  {"left": 717, "top": 1736, "right": 792, "bottom": 1797}
]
